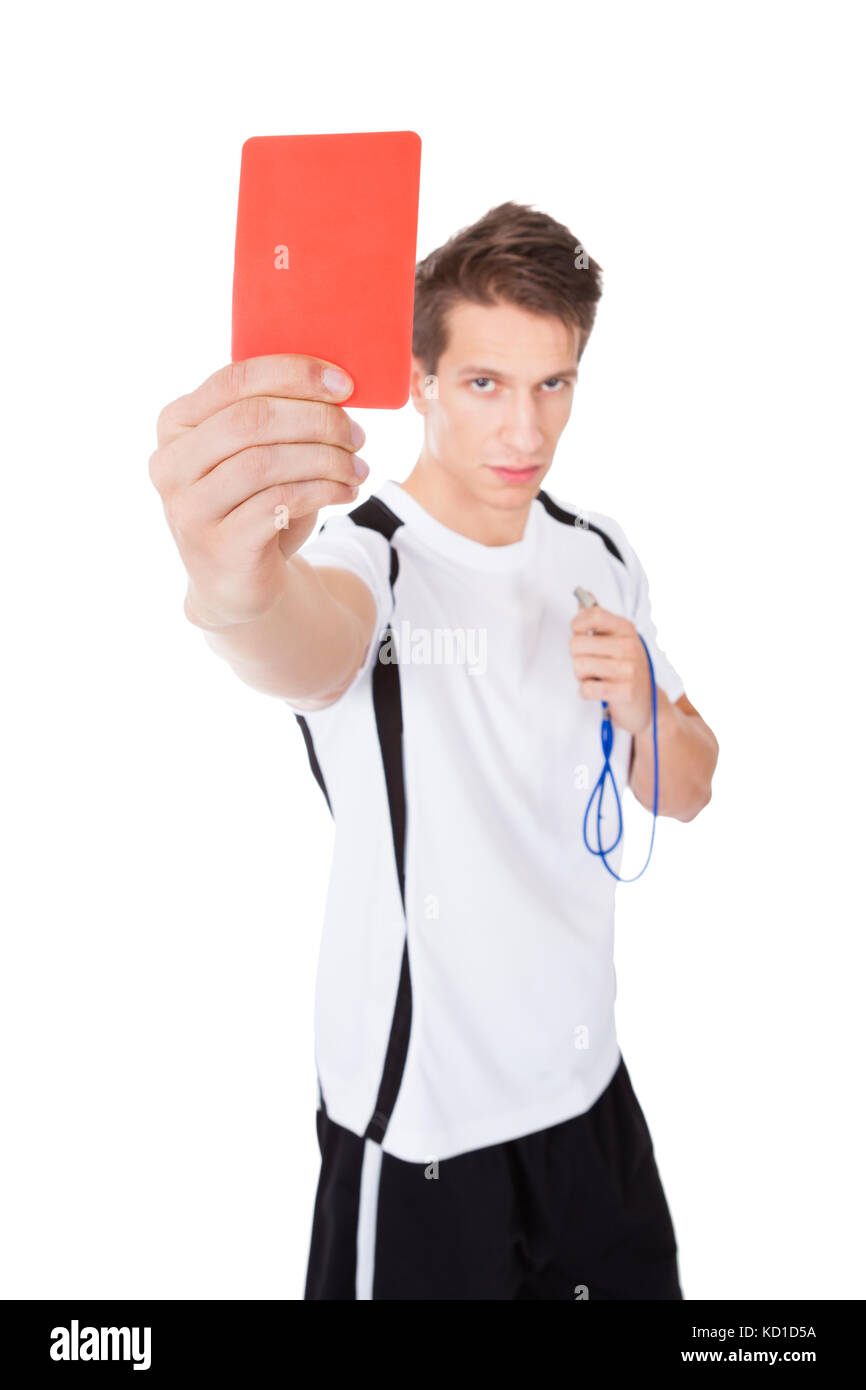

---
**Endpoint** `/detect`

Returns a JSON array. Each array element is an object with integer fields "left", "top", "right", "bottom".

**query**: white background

[{"left": 1, "top": 0, "right": 862, "bottom": 1300}]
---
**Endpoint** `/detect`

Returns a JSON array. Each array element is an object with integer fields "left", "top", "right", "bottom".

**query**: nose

[{"left": 500, "top": 392, "right": 545, "bottom": 454}]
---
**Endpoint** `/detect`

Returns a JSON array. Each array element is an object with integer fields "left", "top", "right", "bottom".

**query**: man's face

[{"left": 409, "top": 298, "right": 581, "bottom": 510}]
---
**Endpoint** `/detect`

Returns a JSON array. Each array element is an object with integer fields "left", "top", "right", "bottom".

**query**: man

[{"left": 149, "top": 201, "right": 718, "bottom": 1300}]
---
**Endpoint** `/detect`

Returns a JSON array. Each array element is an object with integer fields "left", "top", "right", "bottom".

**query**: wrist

[
  {"left": 184, "top": 589, "right": 242, "bottom": 632},
  {"left": 184, "top": 578, "right": 291, "bottom": 633},
  {"left": 634, "top": 687, "right": 675, "bottom": 742}
]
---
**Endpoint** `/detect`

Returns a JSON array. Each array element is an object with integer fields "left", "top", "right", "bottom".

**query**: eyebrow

[{"left": 457, "top": 365, "right": 578, "bottom": 382}]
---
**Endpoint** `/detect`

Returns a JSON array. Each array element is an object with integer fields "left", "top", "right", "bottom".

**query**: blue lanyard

[{"left": 582, "top": 633, "right": 658, "bottom": 882}]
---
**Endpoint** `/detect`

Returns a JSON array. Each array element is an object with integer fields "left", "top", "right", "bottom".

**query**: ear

[{"left": 408, "top": 355, "right": 439, "bottom": 415}]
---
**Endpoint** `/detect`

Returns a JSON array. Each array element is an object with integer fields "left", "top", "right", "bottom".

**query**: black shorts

[{"left": 304, "top": 1054, "right": 683, "bottom": 1300}]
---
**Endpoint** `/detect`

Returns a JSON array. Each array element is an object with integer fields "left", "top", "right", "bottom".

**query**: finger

[
  {"left": 572, "top": 655, "right": 638, "bottom": 683},
  {"left": 571, "top": 607, "right": 632, "bottom": 636},
  {"left": 569, "top": 632, "right": 631, "bottom": 660},
  {"left": 160, "top": 395, "right": 365, "bottom": 490},
  {"left": 156, "top": 355, "right": 355, "bottom": 443},
  {"left": 218, "top": 477, "right": 360, "bottom": 552},
  {"left": 578, "top": 679, "right": 619, "bottom": 701},
  {"left": 194, "top": 442, "right": 369, "bottom": 522}
]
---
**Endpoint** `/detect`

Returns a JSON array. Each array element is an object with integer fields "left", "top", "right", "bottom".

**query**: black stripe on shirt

[
  {"left": 536, "top": 488, "right": 625, "bottom": 566},
  {"left": 348, "top": 497, "right": 413, "bottom": 1146}
]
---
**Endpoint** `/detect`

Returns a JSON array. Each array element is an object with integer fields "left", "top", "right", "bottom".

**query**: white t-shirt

[{"left": 286, "top": 479, "right": 685, "bottom": 1162}]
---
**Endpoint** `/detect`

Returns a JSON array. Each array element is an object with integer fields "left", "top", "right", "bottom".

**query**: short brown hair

[{"left": 412, "top": 200, "right": 603, "bottom": 376}]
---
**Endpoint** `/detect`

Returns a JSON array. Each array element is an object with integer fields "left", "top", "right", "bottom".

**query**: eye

[
  {"left": 470, "top": 377, "right": 496, "bottom": 392},
  {"left": 541, "top": 377, "right": 567, "bottom": 391}
]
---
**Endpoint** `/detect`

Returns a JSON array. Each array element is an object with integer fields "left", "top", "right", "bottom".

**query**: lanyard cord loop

[{"left": 582, "top": 633, "right": 658, "bottom": 883}]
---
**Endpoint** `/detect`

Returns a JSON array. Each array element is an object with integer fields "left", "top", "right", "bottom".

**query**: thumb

[{"left": 276, "top": 511, "right": 318, "bottom": 559}]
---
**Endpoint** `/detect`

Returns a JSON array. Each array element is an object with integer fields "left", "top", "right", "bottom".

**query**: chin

[{"left": 486, "top": 483, "right": 542, "bottom": 510}]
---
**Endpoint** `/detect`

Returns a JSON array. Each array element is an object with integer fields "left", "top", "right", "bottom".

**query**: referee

[{"left": 149, "top": 200, "right": 718, "bottom": 1300}]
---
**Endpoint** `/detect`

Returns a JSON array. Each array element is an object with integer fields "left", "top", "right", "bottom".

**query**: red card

[{"left": 231, "top": 131, "right": 422, "bottom": 409}]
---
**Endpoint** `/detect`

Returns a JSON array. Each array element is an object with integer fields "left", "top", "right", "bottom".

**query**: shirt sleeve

[
  {"left": 283, "top": 511, "right": 395, "bottom": 712},
  {"left": 586, "top": 510, "right": 686, "bottom": 706}
]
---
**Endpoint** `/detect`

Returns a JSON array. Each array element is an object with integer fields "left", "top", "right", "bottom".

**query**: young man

[{"left": 149, "top": 201, "right": 718, "bottom": 1301}]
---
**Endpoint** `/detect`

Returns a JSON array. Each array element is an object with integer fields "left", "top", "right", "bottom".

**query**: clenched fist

[
  {"left": 148, "top": 354, "right": 369, "bottom": 629},
  {"left": 570, "top": 604, "right": 653, "bottom": 736}
]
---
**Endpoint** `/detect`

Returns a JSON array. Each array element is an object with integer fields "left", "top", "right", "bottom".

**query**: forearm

[
  {"left": 186, "top": 558, "right": 370, "bottom": 701},
  {"left": 629, "top": 692, "right": 718, "bottom": 821}
]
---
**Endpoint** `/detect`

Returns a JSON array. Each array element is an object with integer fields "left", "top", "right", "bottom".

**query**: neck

[{"left": 399, "top": 451, "right": 533, "bottom": 547}]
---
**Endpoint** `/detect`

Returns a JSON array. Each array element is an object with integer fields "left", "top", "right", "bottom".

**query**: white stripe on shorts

[{"left": 355, "top": 1139, "right": 383, "bottom": 1300}]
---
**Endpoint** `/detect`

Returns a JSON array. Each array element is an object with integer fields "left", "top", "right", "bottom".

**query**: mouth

[{"left": 486, "top": 464, "right": 543, "bottom": 485}]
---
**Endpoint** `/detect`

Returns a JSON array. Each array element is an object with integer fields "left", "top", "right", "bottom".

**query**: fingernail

[
  {"left": 322, "top": 366, "right": 352, "bottom": 396},
  {"left": 350, "top": 485, "right": 360, "bottom": 499},
  {"left": 350, "top": 420, "right": 366, "bottom": 448},
  {"left": 353, "top": 455, "right": 370, "bottom": 480}
]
